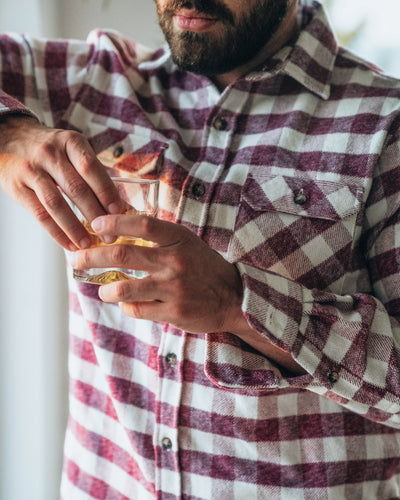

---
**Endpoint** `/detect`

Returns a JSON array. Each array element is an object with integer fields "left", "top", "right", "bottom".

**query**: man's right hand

[{"left": 0, "top": 115, "right": 124, "bottom": 251}]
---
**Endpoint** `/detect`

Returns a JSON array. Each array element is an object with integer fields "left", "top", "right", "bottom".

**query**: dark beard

[{"left": 157, "top": 0, "right": 289, "bottom": 76}]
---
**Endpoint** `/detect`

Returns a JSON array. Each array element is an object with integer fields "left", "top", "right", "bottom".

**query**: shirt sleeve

[
  {"left": 205, "top": 130, "right": 400, "bottom": 429},
  {"left": 0, "top": 30, "right": 142, "bottom": 127},
  {"left": 0, "top": 33, "right": 79, "bottom": 125}
]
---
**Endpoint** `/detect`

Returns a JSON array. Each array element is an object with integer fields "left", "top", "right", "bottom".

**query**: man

[{"left": 0, "top": 0, "right": 400, "bottom": 497}]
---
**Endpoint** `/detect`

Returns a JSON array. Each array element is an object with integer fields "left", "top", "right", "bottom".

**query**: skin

[
  {"left": 0, "top": 0, "right": 305, "bottom": 374},
  {"left": 0, "top": 116, "right": 125, "bottom": 250}
]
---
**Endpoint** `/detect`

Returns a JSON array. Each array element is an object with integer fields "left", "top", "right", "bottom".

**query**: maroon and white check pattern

[{"left": 1, "top": 1, "right": 400, "bottom": 498}]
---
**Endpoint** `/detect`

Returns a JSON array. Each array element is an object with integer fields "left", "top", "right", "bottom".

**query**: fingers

[
  {"left": 98, "top": 280, "right": 178, "bottom": 326},
  {"left": 64, "top": 133, "right": 123, "bottom": 217},
  {"left": 0, "top": 122, "right": 125, "bottom": 250},
  {"left": 70, "top": 214, "right": 244, "bottom": 334},
  {"left": 98, "top": 277, "right": 163, "bottom": 304},
  {"left": 91, "top": 214, "right": 185, "bottom": 247},
  {"left": 70, "top": 242, "right": 159, "bottom": 274},
  {"left": 21, "top": 187, "right": 78, "bottom": 251}
]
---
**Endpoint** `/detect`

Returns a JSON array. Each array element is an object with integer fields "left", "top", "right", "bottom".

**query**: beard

[{"left": 156, "top": 0, "right": 289, "bottom": 76}]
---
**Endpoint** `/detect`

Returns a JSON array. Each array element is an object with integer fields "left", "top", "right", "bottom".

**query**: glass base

[{"left": 73, "top": 268, "right": 147, "bottom": 285}]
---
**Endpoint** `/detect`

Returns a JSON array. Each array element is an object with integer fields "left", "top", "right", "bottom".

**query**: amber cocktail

[{"left": 71, "top": 177, "right": 159, "bottom": 284}]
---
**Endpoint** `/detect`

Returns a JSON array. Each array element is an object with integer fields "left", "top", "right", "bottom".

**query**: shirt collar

[
  {"left": 282, "top": 0, "right": 338, "bottom": 100},
  {"left": 246, "top": 1, "right": 338, "bottom": 100}
]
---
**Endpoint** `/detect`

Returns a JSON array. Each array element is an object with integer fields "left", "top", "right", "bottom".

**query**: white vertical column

[
  {"left": 0, "top": 2, "right": 162, "bottom": 499},
  {"left": 0, "top": 2, "right": 68, "bottom": 500}
]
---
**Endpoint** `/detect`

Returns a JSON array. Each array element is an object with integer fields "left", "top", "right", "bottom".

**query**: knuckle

[
  {"left": 63, "top": 129, "right": 85, "bottom": 146},
  {"left": 114, "top": 279, "right": 133, "bottom": 302},
  {"left": 66, "top": 178, "right": 90, "bottom": 200},
  {"left": 42, "top": 191, "right": 64, "bottom": 212},
  {"left": 33, "top": 205, "right": 52, "bottom": 224},
  {"left": 111, "top": 244, "right": 130, "bottom": 267},
  {"left": 21, "top": 163, "right": 45, "bottom": 186},
  {"left": 138, "top": 215, "right": 157, "bottom": 235},
  {"left": 77, "top": 251, "right": 90, "bottom": 269},
  {"left": 93, "top": 185, "right": 114, "bottom": 205},
  {"left": 35, "top": 140, "right": 57, "bottom": 159},
  {"left": 129, "top": 302, "right": 145, "bottom": 319},
  {"left": 64, "top": 132, "right": 96, "bottom": 172},
  {"left": 166, "top": 253, "right": 186, "bottom": 274},
  {"left": 78, "top": 156, "right": 96, "bottom": 177}
]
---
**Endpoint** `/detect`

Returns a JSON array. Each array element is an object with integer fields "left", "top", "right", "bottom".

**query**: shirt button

[
  {"left": 191, "top": 182, "right": 206, "bottom": 198},
  {"left": 161, "top": 437, "right": 173, "bottom": 450},
  {"left": 327, "top": 371, "right": 339, "bottom": 383},
  {"left": 294, "top": 191, "right": 307, "bottom": 205},
  {"left": 165, "top": 352, "right": 178, "bottom": 366},
  {"left": 214, "top": 116, "right": 228, "bottom": 131},
  {"left": 113, "top": 145, "right": 124, "bottom": 158}
]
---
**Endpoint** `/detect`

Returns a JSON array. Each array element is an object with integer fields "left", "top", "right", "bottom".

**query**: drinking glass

[{"left": 70, "top": 177, "right": 159, "bottom": 284}]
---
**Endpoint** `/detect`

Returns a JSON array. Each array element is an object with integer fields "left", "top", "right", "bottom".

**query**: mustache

[{"left": 163, "top": 0, "right": 235, "bottom": 25}]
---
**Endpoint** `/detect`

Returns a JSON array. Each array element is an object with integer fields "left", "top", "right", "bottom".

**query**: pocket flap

[
  {"left": 93, "top": 129, "right": 169, "bottom": 179},
  {"left": 242, "top": 174, "right": 363, "bottom": 221}
]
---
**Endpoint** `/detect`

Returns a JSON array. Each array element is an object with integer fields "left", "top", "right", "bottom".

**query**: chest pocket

[{"left": 228, "top": 173, "right": 363, "bottom": 292}]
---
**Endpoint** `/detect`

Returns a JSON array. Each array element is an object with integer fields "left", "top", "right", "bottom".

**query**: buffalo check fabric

[{"left": 2, "top": 1, "right": 400, "bottom": 498}]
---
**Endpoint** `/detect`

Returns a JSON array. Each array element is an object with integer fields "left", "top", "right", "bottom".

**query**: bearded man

[{"left": 1, "top": 1, "right": 400, "bottom": 498}]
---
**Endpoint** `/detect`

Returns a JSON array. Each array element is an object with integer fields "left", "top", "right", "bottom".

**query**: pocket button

[{"left": 294, "top": 192, "right": 308, "bottom": 205}]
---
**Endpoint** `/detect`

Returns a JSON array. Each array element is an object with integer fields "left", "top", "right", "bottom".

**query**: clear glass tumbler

[{"left": 70, "top": 177, "right": 159, "bottom": 284}]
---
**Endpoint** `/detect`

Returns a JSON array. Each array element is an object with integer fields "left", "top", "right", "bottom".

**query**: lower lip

[{"left": 174, "top": 15, "right": 218, "bottom": 32}]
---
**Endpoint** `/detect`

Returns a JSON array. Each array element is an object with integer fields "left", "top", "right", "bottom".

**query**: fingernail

[
  {"left": 79, "top": 237, "right": 91, "bottom": 249},
  {"left": 103, "top": 235, "right": 116, "bottom": 244},
  {"left": 91, "top": 217, "right": 104, "bottom": 232},
  {"left": 108, "top": 202, "right": 121, "bottom": 214}
]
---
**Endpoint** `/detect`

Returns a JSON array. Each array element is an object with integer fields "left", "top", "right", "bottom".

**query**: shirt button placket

[
  {"left": 213, "top": 116, "right": 229, "bottom": 131},
  {"left": 165, "top": 352, "right": 178, "bottom": 366},
  {"left": 161, "top": 437, "right": 173, "bottom": 451},
  {"left": 113, "top": 145, "right": 124, "bottom": 158},
  {"left": 191, "top": 182, "right": 206, "bottom": 198},
  {"left": 154, "top": 330, "right": 184, "bottom": 497}
]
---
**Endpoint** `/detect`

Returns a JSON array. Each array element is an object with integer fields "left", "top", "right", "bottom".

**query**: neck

[{"left": 213, "top": 2, "right": 298, "bottom": 90}]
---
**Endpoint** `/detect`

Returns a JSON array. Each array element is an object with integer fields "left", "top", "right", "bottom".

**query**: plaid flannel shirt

[{"left": 2, "top": 1, "right": 400, "bottom": 498}]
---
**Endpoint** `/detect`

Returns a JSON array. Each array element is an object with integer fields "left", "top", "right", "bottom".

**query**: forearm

[{"left": 235, "top": 262, "right": 400, "bottom": 426}]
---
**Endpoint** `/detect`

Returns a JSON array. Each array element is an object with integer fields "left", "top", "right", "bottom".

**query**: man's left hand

[{"left": 70, "top": 214, "right": 244, "bottom": 333}]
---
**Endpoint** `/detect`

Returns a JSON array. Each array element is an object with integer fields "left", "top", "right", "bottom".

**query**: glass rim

[{"left": 111, "top": 176, "right": 159, "bottom": 185}]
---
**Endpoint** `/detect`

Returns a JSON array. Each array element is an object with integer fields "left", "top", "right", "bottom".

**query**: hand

[
  {"left": 71, "top": 213, "right": 307, "bottom": 373},
  {"left": 70, "top": 214, "right": 245, "bottom": 333},
  {"left": 0, "top": 115, "right": 124, "bottom": 250}
]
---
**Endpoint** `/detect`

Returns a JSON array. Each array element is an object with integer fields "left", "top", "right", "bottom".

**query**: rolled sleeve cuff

[
  {"left": 0, "top": 92, "right": 39, "bottom": 120},
  {"left": 204, "top": 263, "right": 317, "bottom": 392}
]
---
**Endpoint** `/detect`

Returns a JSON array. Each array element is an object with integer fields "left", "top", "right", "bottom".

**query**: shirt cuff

[
  {"left": 204, "top": 262, "right": 316, "bottom": 392},
  {"left": 0, "top": 92, "right": 39, "bottom": 120}
]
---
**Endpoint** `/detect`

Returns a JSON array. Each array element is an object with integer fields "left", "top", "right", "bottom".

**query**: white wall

[
  {"left": 322, "top": 0, "right": 400, "bottom": 77},
  {"left": 0, "top": 3, "right": 68, "bottom": 499},
  {"left": 59, "top": 0, "right": 163, "bottom": 47}
]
